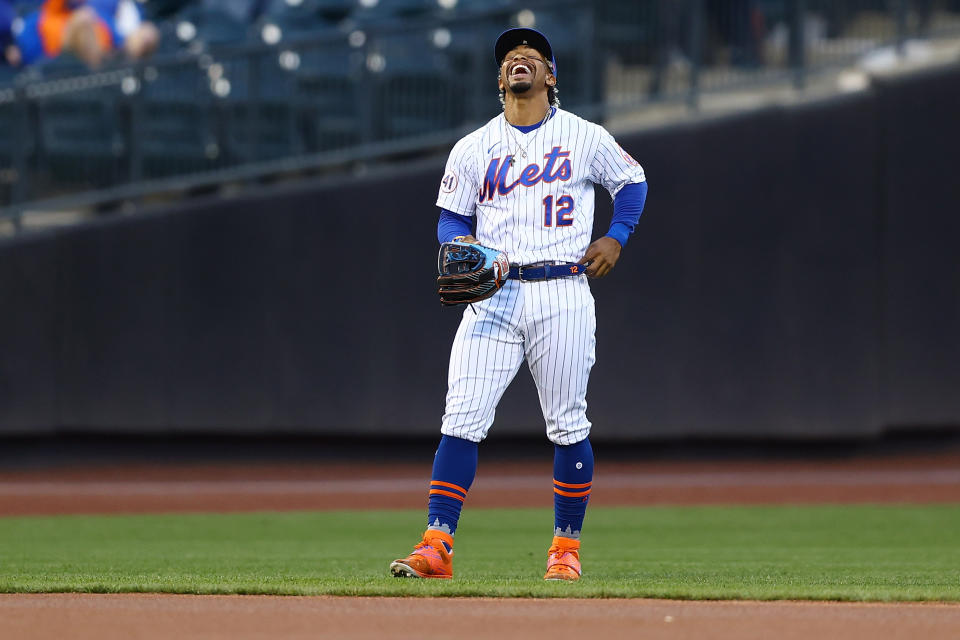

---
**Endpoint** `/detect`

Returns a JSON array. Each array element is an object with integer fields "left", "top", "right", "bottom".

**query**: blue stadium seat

[
  {"left": 173, "top": 0, "right": 258, "bottom": 48},
  {"left": 136, "top": 64, "right": 223, "bottom": 178},
  {"left": 431, "top": 19, "right": 503, "bottom": 120},
  {"left": 294, "top": 47, "right": 364, "bottom": 151},
  {"left": 366, "top": 31, "right": 464, "bottom": 139},
  {"left": 0, "top": 95, "right": 31, "bottom": 203},
  {"left": 154, "top": 18, "right": 191, "bottom": 54},
  {"left": 34, "top": 84, "right": 125, "bottom": 187},
  {"left": 307, "top": 0, "right": 353, "bottom": 23},
  {"left": 367, "top": 30, "right": 439, "bottom": 73},
  {"left": 594, "top": 0, "right": 656, "bottom": 65},
  {"left": 351, "top": 0, "right": 435, "bottom": 24},
  {"left": 441, "top": 17, "right": 501, "bottom": 71},
  {"left": 31, "top": 53, "right": 90, "bottom": 80},
  {"left": 213, "top": 53, "right": 303, "bottom": 161},
  {"left": 139, "top": 0, "right": 193, "bottom": 21},
  {"left": 195, "top": 9, "right": 252, "bottom": 46},
  {"left": 0, "top": 65, "right": 16, "bottom": 87},
  {"left": 258, "top": 0, "right": 342, "bottom": 42},
  {"left": 444, "top": 0, "right": 514, "bottom": 14},
  {"left": 224, "top": 52, "right": 298, "bottom": 101},
  {"left": 374, "top": 72, "right": 465, "bottom": 139}
]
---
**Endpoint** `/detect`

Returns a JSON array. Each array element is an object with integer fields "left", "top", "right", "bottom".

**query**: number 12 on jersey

[{"left": 543, "top": 195, "right": 574, "bottom": 227}]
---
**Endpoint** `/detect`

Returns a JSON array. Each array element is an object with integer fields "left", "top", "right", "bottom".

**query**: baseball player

[{"left": 390, "top": 27, "right": 647, "bottom": 581}]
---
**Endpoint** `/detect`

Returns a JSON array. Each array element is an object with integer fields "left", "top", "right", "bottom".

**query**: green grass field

[{"left": 1, "top": 504, "right": 958, "bottom": 601}]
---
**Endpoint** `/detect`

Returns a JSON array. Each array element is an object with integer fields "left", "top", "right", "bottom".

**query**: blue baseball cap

[{"left": 495, "top": 27, "right": 556, "bottom": 78}]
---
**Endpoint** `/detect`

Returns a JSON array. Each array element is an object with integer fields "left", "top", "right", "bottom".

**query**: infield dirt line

[
  {"left": 2, "top": 460, "right": 958, "bottom": 515},
  {"left": 2, "top": 594, "right": 959, "bottom": 640},
  {"left": 2, "top": 468, "right": 960, "bottom": 496}
]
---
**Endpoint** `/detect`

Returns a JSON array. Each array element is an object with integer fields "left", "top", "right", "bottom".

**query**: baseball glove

[{"left": 437, "top": 241, "right": 510, "bottom": 306}]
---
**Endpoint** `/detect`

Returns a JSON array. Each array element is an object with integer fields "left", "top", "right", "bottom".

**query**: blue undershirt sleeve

[
  {"left": 437, "top": 208, "right": 474, "bottom": 244},
  {"left": 605, "top": 181, "right": 647, "bottom": 248}
]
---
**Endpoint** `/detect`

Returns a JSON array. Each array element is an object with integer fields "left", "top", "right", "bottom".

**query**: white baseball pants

[{"left": 441, "top": 276, "right": 596, "bottom": 445}]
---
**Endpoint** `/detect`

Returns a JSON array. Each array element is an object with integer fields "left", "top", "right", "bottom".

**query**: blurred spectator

[
  {"left": 707, "top": 0, "right": 764, "bottom": 68},
  {"left": 649, "top": 0, "right": 765, "bottom": 97},
  {"left": 91, "top": 0, "right": 161, "bottom": 59},
  {"left": 649, "top": 0, "right": 693, "bottom": 98},
  {"left": 12, "top": 0, "right": 160, "bottom": 69},
  {"left": 1, "top": 0, "right": 20, "bottom": 66}
]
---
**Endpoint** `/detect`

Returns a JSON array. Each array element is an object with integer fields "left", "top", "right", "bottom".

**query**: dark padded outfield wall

[
  {"left": 875, "top": 65, "right": 960, "bottom": 427},
  {"left": 1, "top": 64, "right": 958, "bottom": 439},
  {"left": 0, "top": 233, "right": 60, "bottom": 430},
  {"left": 572, "top": 93, "right": 884, "bottom": 439}
]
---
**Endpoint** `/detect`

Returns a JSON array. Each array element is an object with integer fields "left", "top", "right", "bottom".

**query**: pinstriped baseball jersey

[{"left": 436, "top": 108, "right": 645, "bottom": 265}]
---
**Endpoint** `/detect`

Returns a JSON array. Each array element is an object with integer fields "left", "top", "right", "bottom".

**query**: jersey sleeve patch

[
  {"left": 618, "top": 144, "right": 639, "bottom": 167},
  {"left": 440, "top": 171, "right": 459, "bottom": 194}
]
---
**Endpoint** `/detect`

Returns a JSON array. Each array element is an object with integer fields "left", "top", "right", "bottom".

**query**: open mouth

[{"left": 510, "top": 63, "right": 533, "bottom": 78}]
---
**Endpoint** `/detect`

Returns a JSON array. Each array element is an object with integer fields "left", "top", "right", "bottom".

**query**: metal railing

[{"left": 2, "top": 0, "right": 959, "bottom": 228}]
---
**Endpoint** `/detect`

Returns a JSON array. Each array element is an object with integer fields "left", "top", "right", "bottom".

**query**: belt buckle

[
  {"left": 519, "top": 261, "right": 550, "bottom": 282},
  {"left": 517, "top": 264, "right": 531, "bottom": 282}
]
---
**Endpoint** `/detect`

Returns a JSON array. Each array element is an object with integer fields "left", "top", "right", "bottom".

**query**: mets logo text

[{"left": 479, "top": 146, "right": 573, "bottom": 202}]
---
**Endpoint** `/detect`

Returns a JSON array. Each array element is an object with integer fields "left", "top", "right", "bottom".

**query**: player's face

[{"left": 499, "top": 45, "right": 555, "bottom": 97}]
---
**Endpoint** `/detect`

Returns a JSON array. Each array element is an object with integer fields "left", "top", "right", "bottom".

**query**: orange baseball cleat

[
  {"left": 390, "top": 531, "right": 454, "bottom": 579},
  {"left": 544, "top": 536, "right": 581, "bottom": 581}
]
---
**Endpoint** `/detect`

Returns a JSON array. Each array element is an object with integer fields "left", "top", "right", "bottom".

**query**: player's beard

[{"left": 507, "top": 79, "right": 533, "bottom": 95}]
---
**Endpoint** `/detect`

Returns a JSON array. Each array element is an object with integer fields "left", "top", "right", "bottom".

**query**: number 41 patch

[{"left": 440, "top": 172, "right": 458, "bottom": 193}]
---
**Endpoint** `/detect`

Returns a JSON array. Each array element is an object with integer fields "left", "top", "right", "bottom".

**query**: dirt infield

[
  {"left": 1, "top": 453, "right": 959, "bottom": 516},
  {"left": 2, "top": 452, "right": 958, "bottom": 639},
  {"left": 1, "top": 594, "right": 959, "bottom": 640}
]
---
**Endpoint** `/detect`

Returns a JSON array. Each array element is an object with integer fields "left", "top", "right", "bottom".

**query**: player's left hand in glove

[{"left": 437, "top": 240, "right": 509, "bottom": 306}]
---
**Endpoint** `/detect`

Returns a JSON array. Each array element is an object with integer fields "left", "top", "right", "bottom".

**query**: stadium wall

[{"left": 1, "top": 64, "right": 958, "bottom": 440}]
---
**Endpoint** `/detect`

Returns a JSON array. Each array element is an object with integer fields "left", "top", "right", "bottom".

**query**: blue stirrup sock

[
  {"left": 553, "top": 438, "right": 594, "bottom": 540},
  {"left": 426, "top": 435, "right": 478, "bottom": 550}
]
